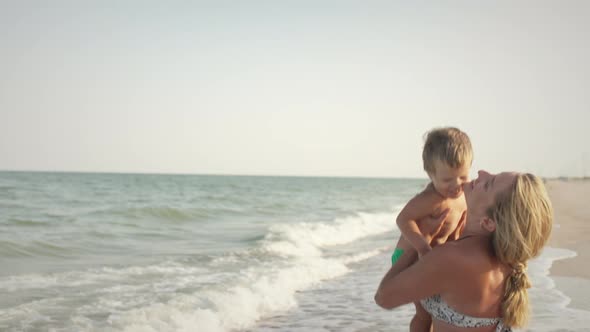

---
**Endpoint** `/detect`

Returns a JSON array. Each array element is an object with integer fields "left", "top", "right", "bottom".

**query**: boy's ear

[{"left": 480, "top": 217, "right": 497, "bottom": 233}]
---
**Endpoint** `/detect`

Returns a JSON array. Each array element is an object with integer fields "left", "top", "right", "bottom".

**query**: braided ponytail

[
  {"left": 487, "top": 174, "right": 553, "bottom": 328},
  {"left": 502, "top": 263, "right": 532, "bottom": 326}
]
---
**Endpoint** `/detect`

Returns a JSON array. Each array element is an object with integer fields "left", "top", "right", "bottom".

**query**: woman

[{"left": 375, "top": 171, "right": 553, "bottom": 331}]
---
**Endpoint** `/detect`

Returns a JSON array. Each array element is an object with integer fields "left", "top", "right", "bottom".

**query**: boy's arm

[{"left": 396, "top": 192, "right": 442, "bottom": 256}]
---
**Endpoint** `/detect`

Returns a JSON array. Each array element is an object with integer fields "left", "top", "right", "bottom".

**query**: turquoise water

[
  {"left": 0, "top": 172, "right": 421, "bottom": 268},
  {"left": 0, "top": 172, "right": 422, "bottom": 331},
  {"left": 0, "top": 172, "right": 588, "bottom": 332}
]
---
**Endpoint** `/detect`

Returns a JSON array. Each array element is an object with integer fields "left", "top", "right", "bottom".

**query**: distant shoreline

[
  {"left": 546, "top": 176, "right": 590, "bottom": 181},
  {"left": 0, "top": 170, "right": 427, "bottom": 181}
]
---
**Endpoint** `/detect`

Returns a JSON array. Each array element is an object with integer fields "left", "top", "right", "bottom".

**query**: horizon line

[{"left": 0, "top": 169, "right": 428, "bottom": 180}]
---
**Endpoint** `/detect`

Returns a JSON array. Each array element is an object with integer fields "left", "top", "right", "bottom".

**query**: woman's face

[{"left": 463, "top": 170, "right": 518, "bottom": 217}]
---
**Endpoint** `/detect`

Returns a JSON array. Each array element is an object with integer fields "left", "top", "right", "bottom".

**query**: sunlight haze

[{"left": 1, "top": 1, "right": 589, "bottom": 178}]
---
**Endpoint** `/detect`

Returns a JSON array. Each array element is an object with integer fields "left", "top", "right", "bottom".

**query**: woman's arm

[{"left": 375, "top": 242, "right": 460, "bottom": 309}]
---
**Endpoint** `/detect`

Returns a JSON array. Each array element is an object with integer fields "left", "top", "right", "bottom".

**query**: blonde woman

[{"left": 375, "top": 171, "right": 553, "bottom": 331}]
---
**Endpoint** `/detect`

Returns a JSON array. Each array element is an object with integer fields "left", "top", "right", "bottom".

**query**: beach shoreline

[{"left": 546, "top": 179, "right": 590, "bottom": 311}]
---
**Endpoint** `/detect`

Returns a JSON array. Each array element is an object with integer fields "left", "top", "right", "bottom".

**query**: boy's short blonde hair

[{"left": 422, "top": 127, "right": 473, "bottom": 174}]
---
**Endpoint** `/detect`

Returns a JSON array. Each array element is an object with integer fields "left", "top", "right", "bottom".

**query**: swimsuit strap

[
  {"left": 496, "top": 321, "right": 512, "bottom": 332},
  {"left": 420, "top": 295, "right": 511, "bottom": 330}
]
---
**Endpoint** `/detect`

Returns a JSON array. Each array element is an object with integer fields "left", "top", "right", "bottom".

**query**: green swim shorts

[{"left": 391, "top": 248, "right": 404, "bottom": 265}]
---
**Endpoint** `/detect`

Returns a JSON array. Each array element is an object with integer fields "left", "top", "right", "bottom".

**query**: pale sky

[{"left": 1, "top": 1, "right": 589, "bottom": 178}]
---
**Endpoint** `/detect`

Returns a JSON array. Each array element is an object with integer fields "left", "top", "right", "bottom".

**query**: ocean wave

[
  {"left": 1, "top": 209, "right": 402, "bottom": 331},
  {"left": 341, "top": 247, "right": 388, "bottom": 264},
  {"left": 261, "top": 211, "right": 397, "bottom": 258},
  {"left": 0, "top": 261, "right": 216, "bottom": 331},
  {"left": 4, "top": 218, "right": 48, "bottom": 227},
  {"left": 177, "top": 210, "right": 402, "bottom": 331},
  {"left": 0, "top": 260, "right": 211, "bottom": 292},
  {"left": 90, "top": 206, "right": 212, "bottom": 222},
  {"left": 123, "top": 206, "right": 195, "bottom": 221},
  {"left": 0, "top": 240, "right": 73, "bottom": 258},
  {"left": 106, "top": 257, "right": 350, "bottom": 332}
]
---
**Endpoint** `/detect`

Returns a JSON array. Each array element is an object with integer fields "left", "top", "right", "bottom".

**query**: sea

[{"left": 0, "top": 171, "right": 588, "bottom": 332}]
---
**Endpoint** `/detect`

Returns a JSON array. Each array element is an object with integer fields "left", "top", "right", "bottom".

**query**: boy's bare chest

[{"left": 421, "top": 199, "right": 466, "bottom": 237}]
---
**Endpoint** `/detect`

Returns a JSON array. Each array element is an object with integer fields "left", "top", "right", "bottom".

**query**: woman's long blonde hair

[{"left": 486, "top": 173, "right": 553, "bottom": 328}]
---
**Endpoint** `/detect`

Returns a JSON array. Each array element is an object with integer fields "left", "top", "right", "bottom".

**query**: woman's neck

[
  {"left": 459, "top": 215, "right": 492, "bottom": 239},
  {"left": 457, "top": 219, "right": 496, "bottom": 255}
]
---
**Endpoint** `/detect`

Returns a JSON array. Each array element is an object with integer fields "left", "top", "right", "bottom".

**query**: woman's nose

[{"left": 478, "top": 170, "right": 491, "bottom": 178}]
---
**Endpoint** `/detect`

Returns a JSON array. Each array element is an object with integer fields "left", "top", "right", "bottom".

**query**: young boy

[{"left": 391, "top": 127, "right": 472, "bottom": 332}]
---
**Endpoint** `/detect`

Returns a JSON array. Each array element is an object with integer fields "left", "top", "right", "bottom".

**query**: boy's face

[{"left": 429, "top": 159, "right": 471, "bottom": 199}]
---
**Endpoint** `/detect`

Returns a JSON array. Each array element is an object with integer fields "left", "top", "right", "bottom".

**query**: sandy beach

[{"left": 546, "top": 179, "right": 590, "bottom": 311}]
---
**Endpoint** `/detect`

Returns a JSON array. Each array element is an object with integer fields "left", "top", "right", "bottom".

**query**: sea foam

[
  {"left": 105, "top": 210, "right": 399, "bottom": 332},
  {"left": 524, "top": 246, "right": 590, "bottom": 331}
]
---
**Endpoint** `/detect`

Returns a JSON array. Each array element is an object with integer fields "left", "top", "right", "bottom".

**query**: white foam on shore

[
  {"left": 106, "top": 211, "right": 400, "bottom": 332},
  {"left": 109, "top": 258, "right": 350, "bottom": 332},
  {"left": 523, "top": 246, "right": 590, "bottom": 331},
  {"left": 0, "top": 209, "right": 401, "bottom": 332}
]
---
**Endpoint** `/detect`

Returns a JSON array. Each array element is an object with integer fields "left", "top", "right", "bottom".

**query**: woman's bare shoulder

[
  {"left": 420, "top": 240, "right": 471, "bottom": 271},
  {"left": 434, "top": 238, "right": 508, "bottom": 276},
  {"left": 427, "top": 239, "right": 481, "bottom": 270}
]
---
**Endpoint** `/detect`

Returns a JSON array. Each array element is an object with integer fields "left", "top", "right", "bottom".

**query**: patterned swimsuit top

[{"left": 420, "top": 295, "right": 512, "bottom": 332}]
